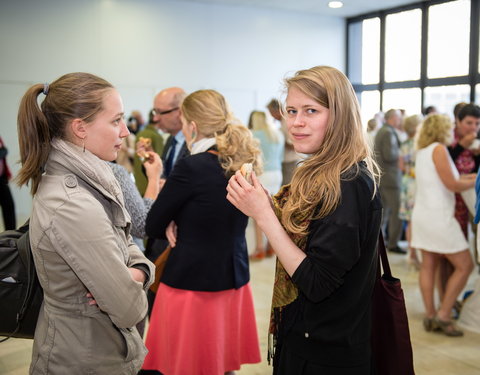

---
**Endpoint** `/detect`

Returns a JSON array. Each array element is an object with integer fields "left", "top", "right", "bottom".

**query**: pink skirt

[{"left": 142, "top": 282, "right": 261, "bottom": 375}]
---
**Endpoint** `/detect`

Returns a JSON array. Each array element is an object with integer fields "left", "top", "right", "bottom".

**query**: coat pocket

[{"left": 117, "top": 327, "right": 147, "bottom": 363}]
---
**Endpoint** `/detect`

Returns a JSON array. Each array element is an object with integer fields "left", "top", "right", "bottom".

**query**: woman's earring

[
  {"left": 191, "top": 131, "right": 196, "bottom": 140},
  {"left": 82, "top": 138, "right": 85, "bottom": 153}
]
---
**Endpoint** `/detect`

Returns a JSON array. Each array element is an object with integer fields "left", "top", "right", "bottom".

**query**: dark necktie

[{"left": 164, "top": 137, "right": 177, "bottom": 177}]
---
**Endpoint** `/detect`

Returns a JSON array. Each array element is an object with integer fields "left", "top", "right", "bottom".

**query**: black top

[
  {"left": 279, "top": 163, "right": 382, "bottom": 370},
  {"left": 145, "top": 150, "right": 250, "bottom": 292}
]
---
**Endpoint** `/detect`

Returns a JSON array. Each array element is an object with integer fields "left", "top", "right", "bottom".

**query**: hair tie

[{"left": 43, "top": 83, "right": 49, "bottom": 95}]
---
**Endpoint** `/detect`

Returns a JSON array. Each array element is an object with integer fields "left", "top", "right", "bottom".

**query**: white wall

[{"left": 0, "top": 0, "right": 345, "bottom": 222}]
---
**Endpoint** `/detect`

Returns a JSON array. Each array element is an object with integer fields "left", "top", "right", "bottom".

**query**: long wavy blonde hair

[
  {"left": 281, "top": 66, "right": 380, "bottom": 236},
  {"left": 181, "top": 89, "right": 262, "bottom": 177}
]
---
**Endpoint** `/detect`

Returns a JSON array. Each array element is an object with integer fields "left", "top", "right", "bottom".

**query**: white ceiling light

[{"left": 328, "top": 1, "right": 344, "bottom": 8}]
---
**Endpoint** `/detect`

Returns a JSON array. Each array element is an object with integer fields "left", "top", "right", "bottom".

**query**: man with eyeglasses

[{"left": 153, "top": 87, "right": 189, "bottom": 179}]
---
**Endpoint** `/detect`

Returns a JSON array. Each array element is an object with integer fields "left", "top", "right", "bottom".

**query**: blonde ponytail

[
  {"left": 182, "top": 90, "right": 262, "bottom": 177},
  {"left": 216, "top": 123, "right": 262, "bottom": 177}
]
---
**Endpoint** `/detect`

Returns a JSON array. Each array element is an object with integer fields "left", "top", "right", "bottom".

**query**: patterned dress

[
  {"left": 449, "top": 131, "right": 479, "bottom": 238},
  {"left": 399, "top": 138, "right": 416, "bottom": 221}
]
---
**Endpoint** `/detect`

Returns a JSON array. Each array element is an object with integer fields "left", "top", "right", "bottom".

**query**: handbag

[
  {"left": 371, "top": 232, "right": 415, "bottom": 375},
  {"left": 149, "top": 245, "right": 171, "bottom": 293},
  {"left": 0, "top": 222, "right": 43, "bottom": 342}
]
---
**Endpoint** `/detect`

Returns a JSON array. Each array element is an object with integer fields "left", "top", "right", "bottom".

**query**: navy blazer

[{"left": 146, "top": 149, "right": 250, "bottom": 292}]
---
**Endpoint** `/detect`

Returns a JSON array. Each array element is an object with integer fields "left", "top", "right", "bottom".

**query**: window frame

[{"left": 346, "top": 0, "right": 480, "bottom": 112}]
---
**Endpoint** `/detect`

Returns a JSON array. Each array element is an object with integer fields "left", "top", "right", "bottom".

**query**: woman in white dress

[{"left": 411, "top": 114, "right": 476, "bottom": 336}]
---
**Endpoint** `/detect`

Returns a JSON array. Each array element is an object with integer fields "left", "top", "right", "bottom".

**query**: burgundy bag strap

[{"left": 377, "top": 232, "right": 392, "bottom": 278}]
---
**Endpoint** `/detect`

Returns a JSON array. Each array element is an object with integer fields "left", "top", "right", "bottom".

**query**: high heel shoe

[
  {"left": 432, "top": 317, "right": 464, "bottom": 337},
  {"left": 423, "top": 317, "right": 434, "bottom": 332},
  {"left": 452, "top": 300, "right": 463, "bottom": 319}
]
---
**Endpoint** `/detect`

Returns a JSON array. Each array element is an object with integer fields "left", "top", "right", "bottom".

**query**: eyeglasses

[{"left": 152, "top": 107, "right": 179, "bottom": 116}]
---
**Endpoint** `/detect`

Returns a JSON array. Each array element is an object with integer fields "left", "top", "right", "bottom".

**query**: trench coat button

[{"left": 64, "top": 175, "right": 77, "bottom": 188}]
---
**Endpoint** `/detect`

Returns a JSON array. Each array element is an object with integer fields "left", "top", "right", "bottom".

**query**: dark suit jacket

[
  {"left": 161, "top": 134, "right": 190, "bottom": 178},
  {"left": 146, "top": 148, "right": 250, "bottom": 291},
  {"left": 374, "top": 124, "right": 401, "bottom": 189}
]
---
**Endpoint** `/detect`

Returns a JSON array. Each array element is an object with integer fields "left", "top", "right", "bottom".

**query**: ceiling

[{"left": 182, "top": 0, "right": 426, "bottom": 18}]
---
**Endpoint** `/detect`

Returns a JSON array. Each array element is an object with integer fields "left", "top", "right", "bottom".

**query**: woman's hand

[
  {"left": 226, "top": 171, "right": 273, "bottom": 220},
  {"left": 144, "top": 152, "right": 163, "bottom": 179},
  {"left": 142, "top": 152, "right": 164, "bottom": 200},
  {"left": 86, "top": 292, "right": 98, "bottom": 307},
  {"left": 136, "top": 138, "right": 153, "bottom": 162},
  {"left": 458, "top": 132, "right": 477, "bottom": 149},
  {"left": 128, "top": 267, "right": 146, "bottom": 285},
  {"left": 166, "top": 221, "right": 178, "bottom": 248}
]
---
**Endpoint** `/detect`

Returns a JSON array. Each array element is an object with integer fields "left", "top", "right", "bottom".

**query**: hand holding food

[
  {"left": 144, "top": 152, "right": 163, "bottom": 179},
  {"left": 137, "top": 137, "right": 153, "bottom": 162},
  {"left": 240, "top": 163, "right": 253, "bottom": 183}
]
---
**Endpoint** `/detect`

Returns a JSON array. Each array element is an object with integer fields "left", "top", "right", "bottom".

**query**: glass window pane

[
  {"left": 476, "top": 84, "right": 480, "bottom": 104},
  {"left": 359, "top": 90, "right": 380, "bottom": 128},
  {"left": 424, "top": 85, "right": 470, "bottom": 119},
  {"left": 428, "top": 0, "right": 470, "bottom": 78},
  {"left": 385, "top": 9, "right": 422, "bottom": 82},
  {"left": 348, "top": 22, "right": 362, "bottom": 84},
  {"left": 383, "top": 88, "right": 422, "bottom": 115},
  {"left": 362, "top": 18, "right": 380, "bottom": 84}
]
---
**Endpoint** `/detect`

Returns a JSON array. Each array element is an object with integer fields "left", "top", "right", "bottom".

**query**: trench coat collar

[{"left": 47, "top": 138, "right": 129, "bottom": 228}]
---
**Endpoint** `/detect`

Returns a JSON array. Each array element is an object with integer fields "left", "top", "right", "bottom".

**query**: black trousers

[{"left": 0, "top": 179, "right": 15, "bottom": 230}]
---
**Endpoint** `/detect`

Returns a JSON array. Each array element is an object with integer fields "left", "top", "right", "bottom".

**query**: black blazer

[
  {"left": 161, "top": 134, "right": 190, "bottom": 178},
  {"left": 279, "top": 163, "right": 382, "bottom": 370},
  {"left": 146, "top": 149, "right": 250, "bottom": 292}
]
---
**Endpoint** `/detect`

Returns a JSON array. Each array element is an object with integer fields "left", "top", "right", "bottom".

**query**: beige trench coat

[{"left": 29, "top": 143, "right": 154, "bottom": 375}]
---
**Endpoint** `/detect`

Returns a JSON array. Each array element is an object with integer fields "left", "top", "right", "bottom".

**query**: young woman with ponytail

[
  {"left": 142, "top": 89, "right": 262, "bottom": 375},
  {"left": 227, "top": 66, "right": 382, "bottom": 374},
  {"left": 17, "top": 72, "right": 154, "bottom": 374}
]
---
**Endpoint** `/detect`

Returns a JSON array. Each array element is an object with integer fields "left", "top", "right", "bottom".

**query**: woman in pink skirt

[{"left": 142, "top": 89, "right": 262, "bottom": 375}]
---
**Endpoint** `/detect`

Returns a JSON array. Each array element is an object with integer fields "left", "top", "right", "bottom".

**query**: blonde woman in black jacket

[{"left": 142, "top": 90, "right": 262, "bottom": 375}]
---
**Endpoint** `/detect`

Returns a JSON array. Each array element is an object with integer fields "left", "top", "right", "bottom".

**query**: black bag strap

[
  {"left": 376, "top": 232, "right": 392, "bottom": 279},
  {"left": 17, "top": 230, "right": 35, "bottom": 321},
  {"left": 16, "top": 220, "right": 30, "bottom": 268}
]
